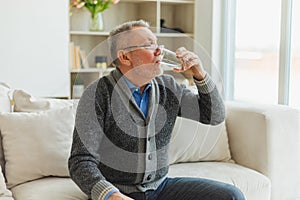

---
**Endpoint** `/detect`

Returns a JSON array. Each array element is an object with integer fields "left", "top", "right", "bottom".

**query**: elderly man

[{"left": 68, "top": 20, "right": 245, "bottom": 200}]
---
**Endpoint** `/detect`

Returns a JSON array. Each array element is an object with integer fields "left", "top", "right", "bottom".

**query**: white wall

[
  {"left": 194, "top": 0, "right": 225, "bottom": 96},
  {"left": 0, "top": 0, "right": 69, "bottom": 97}
]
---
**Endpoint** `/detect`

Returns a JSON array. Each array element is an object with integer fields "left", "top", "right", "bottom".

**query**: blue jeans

[{"left": 126, "top": 177, "right": 245, "bottom": 200}]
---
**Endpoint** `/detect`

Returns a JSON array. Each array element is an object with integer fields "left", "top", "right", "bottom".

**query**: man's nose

[{"left": 154, "top": 45, "right": 163, "bottom": 56}]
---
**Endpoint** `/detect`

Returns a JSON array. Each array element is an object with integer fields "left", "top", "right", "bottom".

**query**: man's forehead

[
  {"left": 113, "top": 26, "right": 157, "bottom": 49},
  {"left": 127, "top": 27, "right": 157, "bottom": 41}
]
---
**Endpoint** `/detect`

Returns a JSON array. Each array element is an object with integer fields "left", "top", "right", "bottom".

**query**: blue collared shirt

[{"left": 124, "top": 77, "right": 152, "bottom": 117}]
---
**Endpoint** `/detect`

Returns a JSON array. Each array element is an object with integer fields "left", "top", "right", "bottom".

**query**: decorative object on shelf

[
  {"left": 70, "top": 0, "right": 120, "bottom": 31},
  {"left": 160, "top": 19, "right": 184, "bottom": 33},
  {"left": 95, "top": 56, "right": 107, "bottom": 70},
  {"left": 72, "top": 76, "right": 84, "bottom": 99},
  {"left": 90, "top": 12, "right": 104, "bottom": 31}
]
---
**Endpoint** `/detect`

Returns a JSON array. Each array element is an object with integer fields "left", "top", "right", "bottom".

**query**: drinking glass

[{"left": 160, "top": 48, "right": 182, "bottom": 69}]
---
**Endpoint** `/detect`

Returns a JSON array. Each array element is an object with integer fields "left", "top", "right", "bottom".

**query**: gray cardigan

[{"left": 68, "top": 68, "right": 225, "bottom": 200}]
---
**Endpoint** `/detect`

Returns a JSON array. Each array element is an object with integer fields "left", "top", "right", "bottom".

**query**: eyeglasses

[{"left": 123, "top": 44, "right": 163, "bottom": 51}]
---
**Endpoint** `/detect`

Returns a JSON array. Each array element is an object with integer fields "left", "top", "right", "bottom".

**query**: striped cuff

[
  {"left": 103, "top": 189, "right": 119, "bottom": 200},
  {"left": 91, "top": 180, "right": 119, "bottom": 200},
  {"left": 193, "top": 74, "right": 216, "bottom": 94}
]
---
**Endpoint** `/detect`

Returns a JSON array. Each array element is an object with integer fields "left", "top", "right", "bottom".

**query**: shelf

[
  {"left": 122, "top": 0, "right": 194, "bottom": 2},
  {"left": 70, "top": 31, "right": 110, "bottom": 36},
  {"left": 70, "top": 31, "right": 193, "bottom": 38},
  {"left": 121, "top": 0, "right": 158, "bottom": 2},
  {"left": 70, "top": 68, "right": 114, "bottom": 73},
  {"left": 160, "top": 0, "right": 194, "bottom": 4},
  {"left": 156, "top": 33, "right": 193, "bottom": 37}
]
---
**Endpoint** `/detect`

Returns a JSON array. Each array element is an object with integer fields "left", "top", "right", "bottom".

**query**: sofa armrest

[{"left": 225, "top": 101, "right": 300, "bottom": 200}]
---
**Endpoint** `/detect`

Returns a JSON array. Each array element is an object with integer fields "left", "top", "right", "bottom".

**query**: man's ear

[{"left": 117, "top": 50, "right": 131, "bottom": 66}]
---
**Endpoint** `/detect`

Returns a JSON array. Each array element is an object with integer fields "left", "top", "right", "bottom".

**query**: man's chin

[
  {"left": 142, "top": 70, "right": 162, "bottom": 80},
  {"left": 148, "top": 65, "right": 163, "bottom": 78},
  {"left": 128, "top": 64, "right": 163, "bottom": 83}
]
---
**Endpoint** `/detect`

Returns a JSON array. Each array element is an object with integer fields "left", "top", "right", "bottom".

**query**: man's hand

[
  {"left": 108, "top": 192, "right": 134, "bottom": 200},
  {"left": 174, "top": 47, "right": 207, "bottom": 81}
]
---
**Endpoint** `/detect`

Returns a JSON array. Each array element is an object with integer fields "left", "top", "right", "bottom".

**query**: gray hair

[{"left": 108, "top": 20, "right": 150, "bottom": 65}]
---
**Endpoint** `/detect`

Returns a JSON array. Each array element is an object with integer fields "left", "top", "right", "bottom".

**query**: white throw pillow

[
  {"left": 168, "top": 117, "right": 232, "bottom": 165},
  {"left": 0, "top": 106, "right": 76, "bottom": 188},
  {"left": 0, "top": 166, "right": 13, "bottom": 199},
  {"left": 0, "top": 82, "right": 11, "bottom": 113},
  {"left": 0, "top": 82, "right": 12, "bottom": 173},
  {"left": 13, "top": 90, "right": 78, "bottom": 112}
]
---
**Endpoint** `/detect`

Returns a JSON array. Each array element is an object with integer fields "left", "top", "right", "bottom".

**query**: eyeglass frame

[{"left": 123, "top": 44, "right": 164, "bottom": 52}]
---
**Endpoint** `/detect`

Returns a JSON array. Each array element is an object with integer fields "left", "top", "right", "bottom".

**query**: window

[
  {"left": 234, "top": 0, "right": 281, "bottom": 104},
  {"left": 289, "top": 0, "right": 300, "bottom": 109},
  {"left": 221, "top": 0, "right": 299, "bottom": 109}
]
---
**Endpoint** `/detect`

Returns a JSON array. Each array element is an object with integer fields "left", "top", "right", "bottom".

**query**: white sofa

[{"left": 0, "top": 86, "right": 300, "bottom": 200}]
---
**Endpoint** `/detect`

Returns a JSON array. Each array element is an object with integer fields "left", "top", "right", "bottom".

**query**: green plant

[{"left": 70, "top": 0, "right": 120, "bottom": 18}]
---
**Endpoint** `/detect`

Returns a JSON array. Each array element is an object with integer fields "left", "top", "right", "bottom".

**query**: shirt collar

[{"left": 123, "top": 76, "right": 152, "bottom": 94}]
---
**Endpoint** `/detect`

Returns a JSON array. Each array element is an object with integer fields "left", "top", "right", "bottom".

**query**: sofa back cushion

[
  {"left": 168, "top": 117, "right": 232, "bottom": 164},
  {"left": 0, "top": 106, "right": 76, "bottom": 188}
]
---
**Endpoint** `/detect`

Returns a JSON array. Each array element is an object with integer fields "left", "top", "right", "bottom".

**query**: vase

[{"left": 90, "top": 12, "right": 104, "bottom": 31}]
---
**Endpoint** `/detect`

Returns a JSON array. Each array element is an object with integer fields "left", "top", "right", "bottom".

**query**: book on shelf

[
  {"left": 69, "top": 42, "right": 89, "bottom": 70},
  {"left": 79, "top": 49, "right": 89, "bottom": 69},
  {"left": 69, "top": 42, "right": 75, "bottom": 69},
  {"left": 74, "top": 46, "right": 81, "bottom": 69}
]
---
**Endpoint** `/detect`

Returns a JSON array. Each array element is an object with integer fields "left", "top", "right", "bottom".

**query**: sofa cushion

[
  {"left": 13, "top": 90, "right": 78, "bottom": 112},
  {"left": 168, "top": 162, "right": 271, "bottom": 200},
  {"left": 0, "top": 166, "right": 13, "bottom": 199},
  {"left": 11, "top": 177, "right": 87, "bottom": 200},
  {"left": 168, "top": 117, "right": 231, "bottom": 164},
  {"left": 0, "top": 106, "right": 76, "bottom": 188}
]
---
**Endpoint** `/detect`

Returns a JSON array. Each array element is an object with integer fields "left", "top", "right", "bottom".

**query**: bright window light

[
  {"left": 234, "top": 0, "right": 281, "bottom": 104},
  {"left": 289, "top": 0, "right": 300, "bottom": 109}
]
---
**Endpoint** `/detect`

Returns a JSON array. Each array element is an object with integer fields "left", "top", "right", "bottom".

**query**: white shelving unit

[{"left": 69, "top": 0, "right": 195, "bottom": 98}]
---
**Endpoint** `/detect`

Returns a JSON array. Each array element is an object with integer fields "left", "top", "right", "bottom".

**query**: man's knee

[{"left": 224, "top": 185, "right": 245, "bottom": 200}]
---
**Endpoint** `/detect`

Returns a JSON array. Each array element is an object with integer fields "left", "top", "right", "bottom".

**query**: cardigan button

[{"left": 147, "top": 174, "right": 152, "bottom": 180}]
